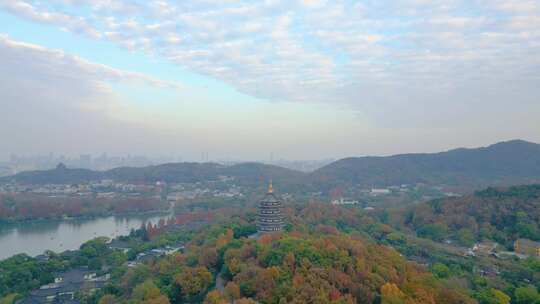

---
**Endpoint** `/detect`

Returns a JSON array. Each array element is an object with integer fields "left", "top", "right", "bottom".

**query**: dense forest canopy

[
  {"left": 311, "top": 140, "right": 540, "bottom": 189},
  {"left": 0, "top": 194, "right": 168, "bottom": 221},
  {"left": 0, "top": 203, "right": 474, "bottom": 304},
  {"left": 1, "top": 195, "right": 540, "bottom": 304},
  {"left": 390, "top": 185, "right": 540, "bottom": 248}
]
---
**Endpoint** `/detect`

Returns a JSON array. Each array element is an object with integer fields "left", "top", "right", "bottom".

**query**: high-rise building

[
  {"left": 257, "top": 181, "right": 284, "bottom": 233},
  {"left": 79, "top": 154, "right": 92, "bottom": 169}
]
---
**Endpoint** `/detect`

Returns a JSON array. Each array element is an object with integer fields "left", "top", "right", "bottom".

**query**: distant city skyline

[
  {"left": 1, "top": 1, "right": 539, "bottom": 160},
  {"left": 2, "top": 137, "right": 539, "bottom": 164},
  {"left": 0, "top": 152, "right": 336, "bottom": 175},
  {"left": 3, "top": 151, "right": 336, "bottom": 163}
]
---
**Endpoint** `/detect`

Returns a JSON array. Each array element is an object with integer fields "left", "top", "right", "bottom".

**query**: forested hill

[
  {"left": 395, "top": 184, "right": 540, "bottom": 247},
  {"left": 0, "top": 162, "right": 306, "bottom": 186},
  {"left": 312, "top": 139, "right": 540, "bottom": 189},
  {"left": 1, "top": 163, "right": 103, "bottom": 184},
  {"left": 3, "top": 140, "right": 540, "bottom": 189},
  {"left": 108, "top": 162, "right": 306, "bottom": 187}
]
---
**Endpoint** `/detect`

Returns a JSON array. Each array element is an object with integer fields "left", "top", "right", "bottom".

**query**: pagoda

[{"left": 257, "top": 181, "right": 284, "bottom": 233}]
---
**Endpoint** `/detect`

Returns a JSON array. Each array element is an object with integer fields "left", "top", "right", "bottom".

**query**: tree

[
  {"left": 514, "top": 286, "right": 540, "bottom": 304},
  {"left": 107, "top": 251, "right": 127, "bottom": 267},
  {"left": 380, "top": 283, "right": 407, "bottom": 304},
  {"left": 119, "top": 265, "right": 151, "bottom": 294},
  {"left": 417, "top": 224, "right": 448, "bottom": 241},
  {"left": 490, "top": 290, "right": 511, "bottom": 304},
  {"left": 132, "top": 280, "right": 170, "bottom": 304},
  {"left": 204, "top": 290, "right": 227, "bottom": 304},
  {"left": 235, "top": 298, "right": 258, "bottom": 304},
  {"left": 476, "top": 289, "right": 511, "bottom": 304},
  {"left": 431, "top": 263, "right": 451, "bottom": 279},
  {"left": 283, "top": 252, "right": 296, "bottom": 273},
  {"left": 174, "top": 267, "right": 213, "bottom": 297},
  {"left": 233, "top": 225, "right": 257, "bottom": 239},
  {"left": 145, "top": 296, "right": 171, "bottom": 304},
  {"left": 224, "top": 282, "right": 241, "bottom": 301},
  {"left": 198, "top": 247, "right": 218, "bottom": 269},
  {"left": 0, "top": 294, "right": 19, "bottom": 304},
  {"left": 80, "top": 237, "right": 109, "bottom": 258},
  {"left": 88, "top": 258, "right": 102, "bottom": 270},
  {"left": 98, "top": 294, "right": 117, "bottom": 304},
  {"left": 457, "top": 229, "right": 475, "bottom": 247}
]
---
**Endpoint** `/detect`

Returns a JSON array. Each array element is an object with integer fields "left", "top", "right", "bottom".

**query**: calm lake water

[{"left": 0, "top": 213, "right": 173, "bottom": 260}]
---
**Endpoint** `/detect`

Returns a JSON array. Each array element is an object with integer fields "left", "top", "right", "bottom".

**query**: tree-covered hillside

[
  {"left": 1, "top": 162, "right": 307, "bottom": 187},
  {"left": 393, "top": 185, "right": 540, "bottom": 248},
  {"left": 312, "top": 140, "right": 540, "bottom": 189},
  {"left": 3, "top": 198, "right": 540, "bottom": 304},
  {"left": 4, "top": 140, "right": 540, "bottom": 192},
  {"left": 0, "top": 202, "right": 476, "bottom": 304}
]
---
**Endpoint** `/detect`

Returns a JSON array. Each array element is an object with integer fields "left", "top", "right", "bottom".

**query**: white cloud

[
  {"left": 299, "top": 0, "right": 327, "bottom": 9},
  {"left": 0, "top": 34, "right": 188, "bottom": 157},
  {"left": 486, "top": 0, "right": 539, "bottom": 14},
  {"left": 1, "top": 35, "right": 183, "bottom": 89},
  {"left": 429, "top": 16, "right": 487, "bottom": 28},
  {"left": 0, "top": 34, "right": 390, "bottom": 160},
  {"left": 1, "top": 0, "right": 539, "bottom": 130},
  {"left": 0, "top": 0, "right": 102, "bottom": 38}
]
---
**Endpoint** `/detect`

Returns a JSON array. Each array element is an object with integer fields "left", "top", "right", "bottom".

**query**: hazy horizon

[
  {"left": 2, "top": 138, "right": 538, "bottom": 166},
  {"left": 1, "top": 0, "right": 539, "bottom": 161}
]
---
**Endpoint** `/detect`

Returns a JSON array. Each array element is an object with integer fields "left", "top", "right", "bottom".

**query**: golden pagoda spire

[{"left": 268, "top": 180, "right": 273, "bottom": 194}]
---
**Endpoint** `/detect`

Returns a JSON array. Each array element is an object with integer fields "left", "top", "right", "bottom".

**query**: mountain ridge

[
  {"left": 311, "top": 139, "right": 540, "bottom": 189},
  {"left": 0, "top": 161, "right": 306, "bottom": 186},
  {"left": 2, "top": 139, "right": 540, "bottom": 189}
]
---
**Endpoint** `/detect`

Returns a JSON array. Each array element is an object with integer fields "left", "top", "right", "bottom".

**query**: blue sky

[{"left": 0, "top": 0, "right": 539, "bottom": 161}]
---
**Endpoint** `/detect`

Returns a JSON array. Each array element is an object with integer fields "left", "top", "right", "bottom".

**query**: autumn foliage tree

[{"left": 174, "top": 266, "right": 213, "bottom": 299}]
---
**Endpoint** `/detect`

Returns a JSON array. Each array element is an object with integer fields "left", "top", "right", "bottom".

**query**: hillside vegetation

[
  {"left": 1, "top": 162, "right": 306, "bottom": 188},
  {"left": 391, "top": 185, "right": 540, "bottom": 247},
  {"left": 312, "top": 140, "right": 540, "bottom": 189},
  {"left": 82, "top": 207, "right": 474, "bottom": 304},
  {"left": 0, "top": 194, "right": 168, "bottom": 222},
  {"left": 2, "top": 198, "right": 539, "bottom": 304},
  {"left": 3, "top": 140, "right": 540, "bottom": 192}
]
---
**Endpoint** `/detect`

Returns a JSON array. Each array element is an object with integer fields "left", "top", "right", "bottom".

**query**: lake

[{"left": 0, "top": 213, "right": 173, "bottom": 260}]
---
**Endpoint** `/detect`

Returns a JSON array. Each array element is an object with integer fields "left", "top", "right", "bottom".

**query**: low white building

[
  {"left": 371, "top": 188, "right": 391, "bottom": 195},
  {"left": 331, "top": 198, "right": 359, "bottom": 205}
]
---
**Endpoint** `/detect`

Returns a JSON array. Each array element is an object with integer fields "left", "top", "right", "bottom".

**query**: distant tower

[{"left": 257, "top": 181, "right": 284, "bottom": 233}]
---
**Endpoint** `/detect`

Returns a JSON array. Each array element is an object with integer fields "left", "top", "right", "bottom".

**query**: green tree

[
  {"left": 80, "top": 237, "right": 109, "bottom": 259},
  {"left": 457, "top": 228, "right": 475, "bottom": 247},
  {"left": 0, "top": 294, "right": 19, "bottom": 304},
  {"left": 133, "top": 280, "right": 162, "bottom": 301},
  {"left": 476, "top": 289, "right": 510, "bottom": 304},
  {"left": 431, "top": 263, "right": 451, "bottom": 278},
  {"left": 514, "top": 286, "right": 540, "bottom": 304},
  {"left": 233, "top": 225, "right": 257, "bottom": 239},
  {"left": 417, "top": 224, "right": 448, "bottom": 241},
  {"left": 132, "top": 280, "right": 170, "bottom": 304},
  {"left": 106, "top": 251, "right": 127, "bottom": 267}
]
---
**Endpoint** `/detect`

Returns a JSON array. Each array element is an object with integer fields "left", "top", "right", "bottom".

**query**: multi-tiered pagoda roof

[{"left": 257, "top": 181, "right": 284, "bottom": 233}]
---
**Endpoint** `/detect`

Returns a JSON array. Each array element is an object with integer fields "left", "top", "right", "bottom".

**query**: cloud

[
  {"left": 0, "top": 35, "right": 193, "bottom": 156},
  {"left": 299, "top": 0, "right": 327, "bottom": 9},
  {"left": 0, "top": 34, "right": 386, "bottom": 160},
  {"left": 0, "top": 0, "right": 102, "bottom": 38},
  {"left": 0, "top": 35, "right": 183, "bottom": 90},
  {"left": 1, "top": 0, "right": 539, "bottom": 131}
]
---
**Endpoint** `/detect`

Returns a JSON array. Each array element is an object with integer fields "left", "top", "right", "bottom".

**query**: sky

[{"left": 0, "top": 0, "right": 539, "bottom": 161}]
